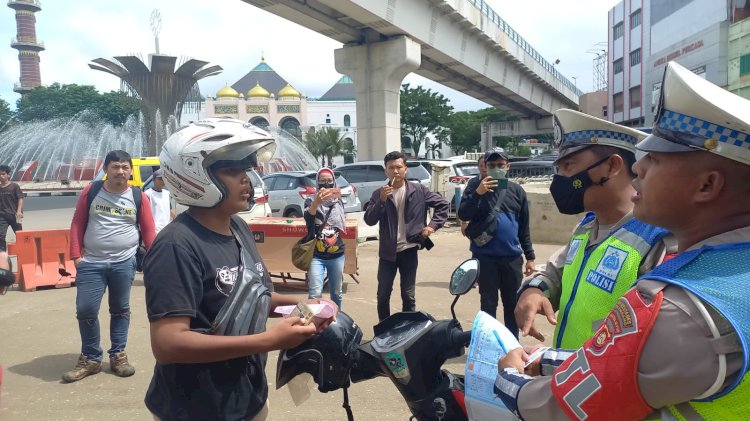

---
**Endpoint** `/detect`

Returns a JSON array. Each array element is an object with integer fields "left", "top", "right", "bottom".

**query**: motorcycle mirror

[{"left": 449, "top": 258, "right": 479, "bottom": 296}]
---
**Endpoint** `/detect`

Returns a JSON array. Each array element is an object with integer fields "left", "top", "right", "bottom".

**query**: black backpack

[{"left": 86, "top": 180, "right": 146, "bottom": 270}]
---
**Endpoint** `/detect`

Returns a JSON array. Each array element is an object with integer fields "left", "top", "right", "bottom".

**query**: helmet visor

[{"left": 204, "top": 140, "right": 276, "bottom": 170}]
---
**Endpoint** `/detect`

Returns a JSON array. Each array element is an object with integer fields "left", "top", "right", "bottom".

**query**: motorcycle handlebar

[{"left": 450, "top": 328, "right": 472, "bottom": 349}]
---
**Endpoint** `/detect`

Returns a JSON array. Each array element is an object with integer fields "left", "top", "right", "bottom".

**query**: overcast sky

[{"left": 0, "top": 0, "right": 618, "bottom": 112}]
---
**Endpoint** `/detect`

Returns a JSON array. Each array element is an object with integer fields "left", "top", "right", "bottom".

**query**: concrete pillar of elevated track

[{"left": 335, "top": 35, "right": 420, "bottom": 161}]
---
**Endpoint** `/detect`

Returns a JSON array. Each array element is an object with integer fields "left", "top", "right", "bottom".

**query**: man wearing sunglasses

[{"left": 514, "top": 109, "right": 673, "bottom": 349}]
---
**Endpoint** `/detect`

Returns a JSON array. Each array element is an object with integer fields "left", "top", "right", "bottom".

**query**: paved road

[{"left": 0, "top": 220, "right": 561, "bottom": 421}]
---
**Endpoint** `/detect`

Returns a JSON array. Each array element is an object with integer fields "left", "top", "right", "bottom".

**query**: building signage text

[{"left": 653, "top": 40, "right": 704, "bottom": 67}]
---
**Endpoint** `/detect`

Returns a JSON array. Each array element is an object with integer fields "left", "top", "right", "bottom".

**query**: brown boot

[
  {"left": 110, "top": 351, "right": 135, "bottom": 377},
  {"left": 62, "top": 354, "right": 102, "bottom": 383}
]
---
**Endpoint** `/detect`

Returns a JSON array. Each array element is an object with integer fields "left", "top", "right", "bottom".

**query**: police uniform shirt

[{"left": 513, "top": 225, "right": 750, "bottom": 420}]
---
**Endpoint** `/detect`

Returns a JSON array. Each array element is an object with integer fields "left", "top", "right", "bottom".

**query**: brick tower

[{"left": 8, "top": 0, "right": 44, "bottom": 94}]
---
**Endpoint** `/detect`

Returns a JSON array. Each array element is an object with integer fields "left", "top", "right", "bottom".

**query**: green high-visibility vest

[{"left": 554, "top": 214, "right": 667, "bottom": 349}]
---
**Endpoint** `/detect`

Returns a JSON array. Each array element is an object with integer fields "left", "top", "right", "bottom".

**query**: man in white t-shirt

[{"left": 145, "top": 169, "right": 175, "bottom": 234}]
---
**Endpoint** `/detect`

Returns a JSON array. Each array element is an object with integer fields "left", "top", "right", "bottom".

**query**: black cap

[{"left": 484, "top": 147, "right": 509, "bottom": 162}]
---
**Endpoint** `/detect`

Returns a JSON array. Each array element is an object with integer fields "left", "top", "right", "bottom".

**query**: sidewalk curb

[{"left": 24, "top": 191, "right": 81, "bottom": 197}]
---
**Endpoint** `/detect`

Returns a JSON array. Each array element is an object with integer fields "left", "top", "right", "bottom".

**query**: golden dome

[
  {"left": 248, "top": 82, "right": 271, "bottom": 98},
  {"left": 216, "top": 84, "right": 240, "bottom": 98},
  {"left": 278, "top": 83, "right": 301, "bottom": 98}
]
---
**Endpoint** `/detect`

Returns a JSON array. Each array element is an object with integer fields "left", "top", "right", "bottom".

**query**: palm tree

[
  {"left": 427, "top": 142, "right": 442, "bottom": 159},
  {"left": 318, "top": 126, "right": 348, "bottom": 167},
  {"left": 304, "top": 129, "right": 326, "bottom": 167}
]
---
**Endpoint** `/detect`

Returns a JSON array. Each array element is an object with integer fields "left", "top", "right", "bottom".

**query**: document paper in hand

[{"left": 464, "top": 311, "right": 521, "bottom": 421}]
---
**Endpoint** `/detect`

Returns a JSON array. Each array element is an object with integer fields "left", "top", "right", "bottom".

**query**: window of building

[
  {"left": 614, "top": 22, "right": 623, "bottom": 40},
  {"left": 630, "top": 86, "right": 641, "bottom": 109},
  {"left": 343, "top": 114, "right": 351, "bottom": 127},
  {"left": 630, "top": 49, "right": 641, "bottom": 67},
  {"left": 613, "top": 93, "right": 624, "bottom": 114},
  {"left": 740, "top": 54, "right": 750, "bottom": 76},
  {"left": 614, "top": 58, "right": 624, "bottom": 74},
  {"left": 602, "top": 105, "right": 608, "bottom": 117},
  {"left": 630, "top": 9, "right": 642, "bottom": 29},
  {"left": 325, "top": 113, "right": 331, "bottom": 124}
]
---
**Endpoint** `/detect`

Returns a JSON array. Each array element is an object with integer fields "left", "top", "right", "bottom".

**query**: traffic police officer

[
  {"left": 515, "top": 109, "right": 671, "bottom": 348},
  {"left": 497, "top": 61, "right": 750, "bottom": 420}
]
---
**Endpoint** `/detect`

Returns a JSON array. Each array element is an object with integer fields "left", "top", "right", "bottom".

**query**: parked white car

[
  {"left": 413, "top": 159, "right": 480, "bottom": 209},
  {"left": 262, "top": 171, "right": 362, "bottom": 217},
  {"left": 144, "top": 169, "right": 272, "bottom": 222}
]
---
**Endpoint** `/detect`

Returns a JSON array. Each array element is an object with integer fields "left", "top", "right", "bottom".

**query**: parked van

[{"left": 94, "top": 156, "right": 161, "bottom": 188}]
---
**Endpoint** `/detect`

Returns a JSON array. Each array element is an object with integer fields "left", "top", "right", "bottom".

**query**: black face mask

[
  {"left": 318, "top": 182, "right": 334, "bottom": 189},
  {"left": 549, "top": 156, "right": 611, "bottom": 215}
]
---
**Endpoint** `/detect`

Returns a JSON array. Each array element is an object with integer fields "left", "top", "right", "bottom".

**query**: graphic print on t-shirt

[
  {"left": 316, "top": 224, "right": 341, "bottom": 253},
  {"left": 215, "top": 265, "right": 240, "bottom": 296},
  {"left": 94, "top": 203, "right": 136, "bottom": 217}
]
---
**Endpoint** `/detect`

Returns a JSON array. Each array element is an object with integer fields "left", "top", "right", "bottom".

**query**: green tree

[
  {"left": 304, "top": 126, "right": 351, "bottom": 167},
  {"left": 516, "top": 145, "right": 532, "bottom": 157},
  {"left": 400, "top": 83, "right": 453, "bottom": 158},
  {"left": 15, "top": 83, "right": 139, "bottom": 126},
  {"left": 318, "top": 126, "right": 348, "bottom": 167},
  {"left": 444, "top": 111, "right": 480, "bottom": 154},
  {"left": 0, "top": 96, "right": 14, "bottom": 132},
  {"left": 304, "top": 129, "right": 327, "bottom": 167},
  {"left": 443, "top": 107, "right": 517, "bottom": 155},
  {"left": 97, "top": 91, "right": 141, "bottom": 126}
]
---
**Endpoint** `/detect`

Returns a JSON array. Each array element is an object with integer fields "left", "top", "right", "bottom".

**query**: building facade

[
  {"left": 204, "top": 58, "right": 357, "bottom": 165},
  {"left": 608, "top": 0, "right": 745, "bottom": 127}
]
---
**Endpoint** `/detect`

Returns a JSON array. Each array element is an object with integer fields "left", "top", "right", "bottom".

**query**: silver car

[
  {"left": 147, "top": 169, "right": 272, "bottom": 221},
  {"left": 262, "top": 171, "right": 362, "bottom": 217}
]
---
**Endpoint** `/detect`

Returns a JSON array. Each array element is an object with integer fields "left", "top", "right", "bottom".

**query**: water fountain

[{"left": 0, "top": 113, "right": 319, "bottom": 190}]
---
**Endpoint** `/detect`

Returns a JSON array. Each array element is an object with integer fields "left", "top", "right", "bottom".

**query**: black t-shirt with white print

[{"left": 143, "top": 212, "right": 272, "bottom": 421}]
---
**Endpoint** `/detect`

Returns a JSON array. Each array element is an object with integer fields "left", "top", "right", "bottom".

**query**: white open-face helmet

[{"left": 160, "top": 118, "right": 276, "bottom": 207}]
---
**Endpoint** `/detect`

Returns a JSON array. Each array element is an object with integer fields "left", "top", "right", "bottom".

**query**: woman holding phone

[{"left": 303, "top": 168, "right": 346, "bottom": 309}]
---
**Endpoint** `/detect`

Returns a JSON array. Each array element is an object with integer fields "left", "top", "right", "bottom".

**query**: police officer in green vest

[
  {"left": 496, "top": 60, "right": 750, "bottom": 420},
  {"left": 515, "top": 109, "right": 672, "bottom": 349}
]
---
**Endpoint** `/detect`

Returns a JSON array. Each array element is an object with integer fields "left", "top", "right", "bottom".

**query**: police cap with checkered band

[
  {"left": 637, "top": 61, "right": 750, "bottom": 166},
  {"left": 553, "top": 109, "right": 647, "bottom": 163}
]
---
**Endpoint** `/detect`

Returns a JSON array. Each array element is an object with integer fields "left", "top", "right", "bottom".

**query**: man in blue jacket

[
  {"left": 364, "top": 151, "right": 450, "bottom": 321},
  {"left": 458, "top": 147, "right": 535, "bottom": 338}
]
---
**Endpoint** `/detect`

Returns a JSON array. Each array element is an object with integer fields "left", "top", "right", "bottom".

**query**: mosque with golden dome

[{"left": 205, "top": 56, "right": 356, "bottom": 155}]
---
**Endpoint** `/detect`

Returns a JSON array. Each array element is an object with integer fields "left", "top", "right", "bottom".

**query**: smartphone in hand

[{"left": 329, "top": 188, "right": 342, "bottom": 200}]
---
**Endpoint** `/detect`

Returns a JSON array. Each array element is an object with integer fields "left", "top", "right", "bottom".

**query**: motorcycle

[{"left": 276, "top": 258, "right": 482, "bottom": 421}]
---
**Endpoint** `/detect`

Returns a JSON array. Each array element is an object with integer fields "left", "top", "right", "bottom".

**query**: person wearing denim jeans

[
  {"left": 307, "top": 254, "right": 344, "bottom": 309},
  {"left": 64, "top": 150, "right": 155, "bottom": 383},
  {"left": 364, "top": 151, "right": 449, "bottom": 322},
  {"left": 303, "top": 168, "right": 347, "bottom": 309},
  {"left": 75, "top": 256, "right": 136, "bottom": 362}
]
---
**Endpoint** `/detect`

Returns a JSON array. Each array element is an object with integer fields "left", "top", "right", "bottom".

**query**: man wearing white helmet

[
  {"left": 496, "top": 62, "right": 750, "bottom": 420},
  {"left": 143, "top": 118, "right": 331, "bottom": 421}
]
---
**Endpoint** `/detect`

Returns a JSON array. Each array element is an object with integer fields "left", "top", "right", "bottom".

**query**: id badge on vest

[{"left": 586, "top": 245, "right": 629, "bottom": 294}]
